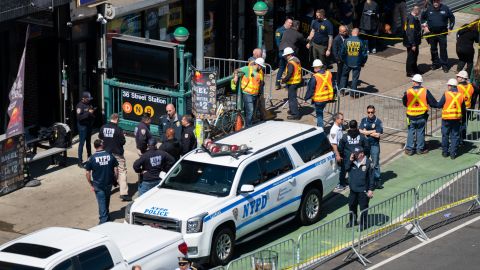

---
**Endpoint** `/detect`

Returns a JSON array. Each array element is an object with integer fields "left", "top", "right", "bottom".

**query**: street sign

[{"left": 120, "top": 88, "right": 170, "bottom": 125}]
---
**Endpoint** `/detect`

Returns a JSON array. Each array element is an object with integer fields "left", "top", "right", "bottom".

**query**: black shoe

[
  {"left": 359, "top": 224, "right": 368, "bottom": 231},
  {"left": 287, "top": 110, "right": 292, "bottom": 115},
  {"left": 376, "top": 184, "right": 384, "bottom": 189},
  {"left": 287, "top": 115, "right": 301, "bottom": 120},
  {"left": 431, "top": 64, "right": 441, "bottom": 70},
  {"left": 404, "top": 150, "right": 414, "bottom": 156},
  {"left": 346, "top": 220, "right": 359, "bottom": 228},
  {"left": 442, "top": 67, "right": 449, "bottom": 73},
  {"left": 442, "top": 152, "right": 449, "bottom": 158},
  {"left": 450, "top": 154, "right": 456, "bottom": 160},
  {"left": 77, "top": 162, "right": 84, "bottom": 168},
  {"left": 120, "top": 195, "right": 132, "bottom": 202},
  {"left": 406, "top": 73, "right": 414, "bottom": 77},
  {"left": 418, "top": 149, "right": 429, "bottom": 155}
]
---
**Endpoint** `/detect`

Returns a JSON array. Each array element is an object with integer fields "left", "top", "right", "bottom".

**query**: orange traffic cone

[{"left": 234, "top": 113, "right": 244, "bottom": 132}]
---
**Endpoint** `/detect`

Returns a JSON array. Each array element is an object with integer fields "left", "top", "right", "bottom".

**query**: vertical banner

[
  {"left": 191, "top": 69, "right": 217, "bottom": 120},
  {"left": 6, "top": 25, "right": 29, "bottom": 139}
]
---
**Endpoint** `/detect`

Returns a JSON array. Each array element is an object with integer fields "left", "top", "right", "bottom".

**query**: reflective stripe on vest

[
  {"left": 284, "top": 58, "right": 302, "bottom": 84},
  {"left": 406, "top": 87, "right": 428, "bottom": 116},
  {"left": 312, "top": 71, "right": 334, "bottom": 102},
  {"left": 458, "top": 83, "right": 474, "bottom": 109},
  {"left": 240, "top": 66, "right": 262, "bottom": 95},
  {"left": 442, "top": 91, "right": 463, "bottom": 120}
]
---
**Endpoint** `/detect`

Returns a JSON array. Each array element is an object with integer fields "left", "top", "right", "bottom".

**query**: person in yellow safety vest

[
  {"left": 402, "top": 74, "right": 438, "bottom": 156},
  {"left": 247, "top": 48, "right": 266, "bottom": 121},
  {"left": 437, "top": 78, "right": 466, "bottom": 160},
  {"left": 456, "top": 70, "right": 476, "bottom": 144},
  {"left": 231, "top": 57, "right": 266, "bottom": 127},
  {"left": 304, "top": 59, "right": 334, "bottom": 127},
  {"left": 280, "top": 47, "right": 303, "bottom": 120}
]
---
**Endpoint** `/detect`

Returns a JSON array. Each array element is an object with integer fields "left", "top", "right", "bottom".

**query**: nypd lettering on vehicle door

[{"left": 242, "top": 194, "right": 268, "bottom": 218}]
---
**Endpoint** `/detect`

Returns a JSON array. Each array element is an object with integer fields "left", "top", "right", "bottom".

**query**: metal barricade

[
  {"left": 226, "top": 239, "right": 296, "bottom": 270},
  {"left": 338, "top": 88, "right": 442, "bottom": 136},
  {"left": 296, "top": 212, "right": 368, "bottom": 268},
  {"left": 203, "top": 56, "right": 274, "bottom": 105},
  {"left": 416, "top": 166, "right": 480, "bottom": 225},
  {"left": 356, "top": 188, "right": 423, "bottom": 264},
  {"left": 463, "top": 109, "right": 480, "bottom": 142}
]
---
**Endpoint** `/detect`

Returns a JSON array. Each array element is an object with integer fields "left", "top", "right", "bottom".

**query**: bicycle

[{"left": 203, "top": 95, "right": 246, "bottom": 139}]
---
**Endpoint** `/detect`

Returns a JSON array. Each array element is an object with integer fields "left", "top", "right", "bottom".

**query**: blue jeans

[
  {"left": 243, "top": 94, "right": 257, "bottom": 127},
  {"left": 77, "top": 123, "right": 92, "bottom": 162},
  {"left": 406, "top": 117, "right": 426, "bottom": 152},
  {"left": 287, "top": 84, "right": 300, "bottom": 117},
  {"left": 340, "top": 65, "right": 362, "bottom": 93},
  {"left": 276, "top": 51, "right": 287, "bottom": 86},
  {"left": 441, "top": 120, "right": 460, "bottom": 156},
  {"left": 139, "top": 179, "right": 160, "bottom": 196},
  {"left": 94, "top": 185, "right": 112, "bottom": 224},
  {"left": 369, "top": 145, "right": 381, "bottom": 182},
  {"left": 314, "top": 102, "right": 327, "bottom": 127}
]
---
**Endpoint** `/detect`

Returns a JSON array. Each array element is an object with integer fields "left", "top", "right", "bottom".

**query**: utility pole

[{"left": 196, "top": 0, "right": 204, "bottom": 69}]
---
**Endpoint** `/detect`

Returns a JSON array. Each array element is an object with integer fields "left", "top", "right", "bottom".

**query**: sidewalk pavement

[{"left": 0, "top": 10, "right": 477, "bottom": 255}]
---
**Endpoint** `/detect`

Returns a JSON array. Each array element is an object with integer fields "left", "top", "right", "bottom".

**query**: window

[
  {"left": 238, "top": 161, "right": 262, "bottom": 191},
  {"left": 292, "top": 133, "right": 332, "bottom": 163},
  {"left": 52, "top": 259, "right": 74, "bottom": 270},
  {"left": 162, "top": 160, "right": 237, "bottom": 196},
  {"left": 0, "top": 262, "right": 41, "bottom": 270},
  {"left": 77, "top": 245, "right": 113, "bottom": 270},
  {"left": 257, "top": 149, "right": 293, "bottom": 182},
  {"left": 1, "top": 243, "right": 61, "bottom": 259}
]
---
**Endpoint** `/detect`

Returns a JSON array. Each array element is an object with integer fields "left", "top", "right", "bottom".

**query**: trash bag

[{"left": 48, "top": 123, "right": 72, "bottom": 148}]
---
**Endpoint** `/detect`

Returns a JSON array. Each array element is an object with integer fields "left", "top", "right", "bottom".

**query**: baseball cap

[
  {"left": 82, "top": 91, "right": 93, "bottom": 100},
  {"left": 353, "top": 146, "right": 364, "bottom": 155},
  {"left": 148, "top": 138, "right": 157, "bottom": 146}
]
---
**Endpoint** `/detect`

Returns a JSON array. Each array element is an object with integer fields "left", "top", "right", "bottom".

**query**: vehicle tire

[
  {"left": 210, "top": 226, "right": 235, "bottom": 266},
  {"left": 298, "top": 188, "right": 322, "bottom": 225}
]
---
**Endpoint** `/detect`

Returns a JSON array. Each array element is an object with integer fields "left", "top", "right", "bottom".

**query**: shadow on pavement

[
  {"left": 28, "top": 156, "right": 78, "bottom": 179},
  {"left": 381, "top": 170, "right": 398, "bottom": 184}
]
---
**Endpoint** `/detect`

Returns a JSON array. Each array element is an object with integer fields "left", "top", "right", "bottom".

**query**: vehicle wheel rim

[
  {"left": 305, "top": 193, "right": 320, "bottom": 220},
  {"left": 216, "top": 234, "right": 232, "bottom": 261}
]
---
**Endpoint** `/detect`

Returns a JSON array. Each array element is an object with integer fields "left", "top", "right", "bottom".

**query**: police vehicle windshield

[{"left": 160, "top": 160, "right": 237, "bottom": 197}]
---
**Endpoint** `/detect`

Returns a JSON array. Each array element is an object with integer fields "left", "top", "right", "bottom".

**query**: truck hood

[
  {"left": 90, "top": 222, "right": 184, "bottom": 263},
  {"left": 132, "top": 188, "right": 222, "bottom": 220}
]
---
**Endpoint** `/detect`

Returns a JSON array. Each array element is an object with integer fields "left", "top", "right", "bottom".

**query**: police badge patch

[
  {"left": 232, "top": 208, "right": 238, "bottom": 220},
  {"left": 76, "top": 108, "right": 81, "bottom": 114},
  {"left": 141, "top": 129, "right": 146, "bottom": 135},
  {"left": 331, "top": 133, "right": 336, "bottom": 140},
  {"left": 372, "top": 124, "right": 375, "bottom": 129},
  {"left": 176, "top": 122, "right": 180, "bottom": 127},
  {"left": 362, "top": 165, "right": 366, "bottom": 172},
  {"left": 185, "top": 134, "right": 189, "bottom": 138}
]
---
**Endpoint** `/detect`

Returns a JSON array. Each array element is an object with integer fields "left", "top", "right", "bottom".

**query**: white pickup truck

[{"left": 0, "top": 222, "right": 187, "bottom": 270}]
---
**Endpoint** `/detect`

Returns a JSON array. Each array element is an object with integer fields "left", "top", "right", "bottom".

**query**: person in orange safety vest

[
  {"left": 231, "top": 57, "right": 266, "bottom": 127},
  {"left": 437, "top": 78, "right": 465, "bottom": 159},
  {"left": 402, "top": 74, "right": 438, "bottom": 156},
  {"left": 456, "top": 70, "right": 476, "bottom": 144},
  {"left": 280, "top": 47, "right": 303, "bottom": 120},
  {"left": 304, "top": 59, "right": 335, "bottom": 127}
]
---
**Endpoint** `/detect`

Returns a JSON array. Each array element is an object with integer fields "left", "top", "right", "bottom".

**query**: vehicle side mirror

[
  {"left": 240, "top": 184, "right": 254, "bottom": 193},
  {"left": 159, "top": 171, "right": 167, "bottom": 180}
]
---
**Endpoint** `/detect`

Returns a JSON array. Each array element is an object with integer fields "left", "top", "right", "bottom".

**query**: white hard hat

[
  {"left": 254, "top": 57, "right": 266, "bottom": 67},
  {"left": 312, "top": 59, "right": 323, "bottom": 67},
  {"left": 282, "top": 47, "right": 294, "bottom": 56},
  {"left": 456, "top": 70, "right": 469, "bottom": 79},
  {"left": 412, "top": 74, "right": 423, "bottom": 83},
  {"left": 447, "top": 78, "right": 458, "bottom": 86}
]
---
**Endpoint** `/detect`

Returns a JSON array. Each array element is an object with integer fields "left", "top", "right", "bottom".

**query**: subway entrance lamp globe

[
  {"left": 173, "top": 27, "right": 190, "bottom": 42},
  {"left": 253, "top": 1, "right": 268, "bottom": 16}
]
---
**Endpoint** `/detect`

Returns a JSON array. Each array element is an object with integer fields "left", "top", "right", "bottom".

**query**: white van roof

[{"left": 184, "top": 121, "right": 321, "bottom": 167}]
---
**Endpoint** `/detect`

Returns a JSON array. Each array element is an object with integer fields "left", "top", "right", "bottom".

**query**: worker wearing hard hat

[
  {"left": 304, "top": 59, "right": 335, "bottom": 127},
  {"left": 281, "top": 47, "right": 303, "bottom": 120},
  {"left": 437, "top": 79, "right": 466, "bottom": 159},
  {"left": 402, "top": 74, "right": 438, "bottom": 156},
  {"left": 456, "top": 70, "right": 476, "bottom": 144},
  {"left": 231, "top": 57, "right": 266, "bottom": 127}
]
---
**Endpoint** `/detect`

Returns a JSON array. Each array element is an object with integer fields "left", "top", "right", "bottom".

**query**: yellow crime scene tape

[
  {"left": 359, "top": 19, "right": 480, "bottom": 41},
  {"left": 289, "top": 195, "right": 478, "bottom": 268}
]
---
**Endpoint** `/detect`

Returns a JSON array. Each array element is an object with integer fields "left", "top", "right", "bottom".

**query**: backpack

[{"left": 49, "top": 123, "right": 72, "bottom": 148}]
